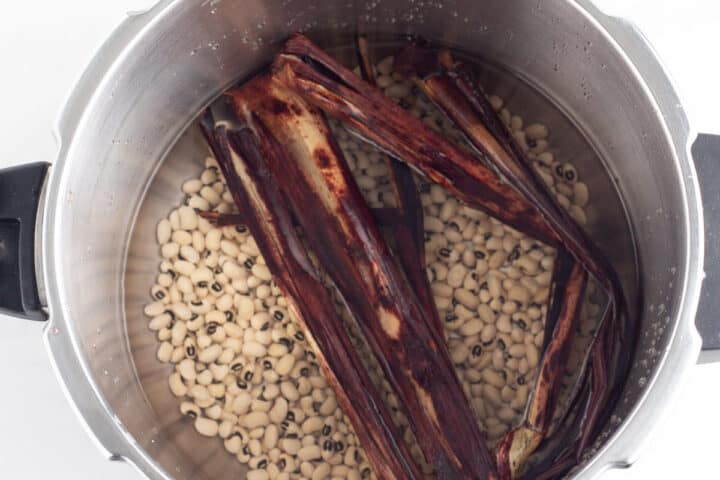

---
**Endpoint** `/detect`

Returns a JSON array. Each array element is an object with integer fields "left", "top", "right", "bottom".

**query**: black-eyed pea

[
  {"left": 508, "top": 344, "right": 526, "bottom": 359},
  {"left": 573, "top": 181, "right": 589, "bottom": 207},
  {"left": 518, "top": 358, "right": 530, "bottom": 375},
  {"left": 486, "top": 236, "right": 502, "bottom": 251},
  {"left": 515, "top": 385, "right": 530, "bottom": 408},
  {"left": 149, "top": 312, "right": 172, "bottom": 331},
  {"left": 511, "top": 327, "right": 525, "bottom": 344},
  {"left": 526, "top": 344, "right": 540, "bottom": 368},
  {"left": 508, "top": 284, "right": 530, "bottom": 304},
  {"left": 464, "top": 368, "right": 482, "bottom": 383},
  {"left": 447, "top": 264, "right": 467, "bottom": 288},
  {"left": 497, "top": 406, "right": 517, "bottom": 423},
  {"left": 519, "top": 276, "right": 539, "bottom": 295},
  {"left": 280, "top": 381, "right": 300, "bottom": 402},
  {"left": 569, "top": 205, "right": 587, "bottom": 224},
  {"left": 422, "top": 214, "right": 446, "bottom": 234},
  {"left": 537, "top": 167, "right": 554, "bottom": 188},
  {"left": 556, "top": 192, "right": 571, "bottom": 210},
  {"left": 459, "top": 318, "right": 483, "bottom": 336},
  {"left": 205, "top": 404, "right": 223, "bottom": 420},
  {"left": 492, "top": 349, "right": 505, "bottom": 370},
  {"left": 217, "top": 347, "right": 234, "bottom": 365},
  {"left": 168, "top": 372, "right": 187, "bottom": 397},
  {"left": 510, "top": 115, "right": 523, "bottom": 132},
  {"left": 500, "top": 108, "right": 511, "bottom": 126},
  {"left": 501, "top": 385, "right": 516, "bottom": 403},
  {"left": 497, "top": 314, "right": 512, "bottom": 334},
  {"left": 450, "top": 342, "right": 469, "bottom": 364},
  {"left": 446, "top": 227, "right": 463, "bottom": 243},
  {"left": 483, "top": 384, "right": 503, "bottom": 406},
  {"left": 319, "top": 396, "right": 337, "bottom": 416},
  {"left": 208, "top": 383, "right": 225, "bottom": 399},
  {"left": 209, "top": 363, "right": 229, "bottom": 382},
  {"left": 488, "top": 94, "right": 503, "bottom": 111},
  {"left": 167, "top": 209, "right": 181, "bottom": 231},
  {"left": 556, "top": 181, "right": 573, "bottom": 198},
  {"left": 196, "top": 370, "right": 213, "bottom": 386},
  {"left": 487, "top": 275, "right": 502, "bottom": 298},
  {"left": 501, "top": 301, "right": 518, "bottom": 315},
  {"left": 533, "top": 287, "right": 550, "bottom": 303},
  {"left": 224, "top": 432, "right": 243, "bottom": 454},
  {"left": 530, "top": 139, "right": 548, "bottom": 155},
  {"left": 169, "top": 346, "right": 184, "bottom": 363},
  {"left": 177, "top": 358, "right": 196, "bottom": 381},
  {"left": 488, "top": 297, "right": 502, "bottom": 312},
  {"left": 454, "top": 305, "right": 474, "bottom": 322},
  {"left": 194, "top": 416, "right": 218, "bottom": 437},
  {"left": 454, "top": 288, "right": 479, "bottom": 310},
  {"left": 482, "top": 369, "right": 505, "bottom": 389}
]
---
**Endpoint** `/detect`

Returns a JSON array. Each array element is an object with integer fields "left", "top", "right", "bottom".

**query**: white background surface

[{"left": 0, "top": 1, "right": 718, "bottom": 478}]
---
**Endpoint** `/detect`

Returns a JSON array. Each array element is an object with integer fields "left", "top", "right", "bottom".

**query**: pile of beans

[{"left": 144, "top": 54, "right": 596, "bottom": 479}]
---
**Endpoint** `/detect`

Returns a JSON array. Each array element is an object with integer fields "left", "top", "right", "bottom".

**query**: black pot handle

[
  {"left": 693, "top": 134, "right": 720, "bottom": 363},
  {"left": 0, "top": 162, "right": 49, "bottom": 321}
]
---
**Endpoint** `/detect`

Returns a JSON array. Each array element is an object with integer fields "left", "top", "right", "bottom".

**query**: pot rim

[{"left": 39, "top": 1, "right": 704, "bottom": 479}]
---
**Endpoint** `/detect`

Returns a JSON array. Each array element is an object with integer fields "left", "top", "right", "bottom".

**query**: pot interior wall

[{"left": 52, "top": 0, "right": 688, "bottom": 478}]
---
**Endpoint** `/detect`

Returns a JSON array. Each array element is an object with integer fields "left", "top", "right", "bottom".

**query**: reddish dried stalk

[
  {"left": 394, "top": 45, "right": 634, "bottom": 478},
  {"left": 198, "top": 210, "right": 245, "bottom": 226},
  {"left": 275, "top": 35, "right": 557, "bottom": 246},
  {"left": 198, "top": 111, "right": 421, "bottom": 480},
  {"left": 276, "top": 34, "right": 633, "bottom": 479},
  {"left": 392, "top": 44, "right": 598, "bottom": 477},
  {"left": 355, "top": 35, "right": 441, "bottom": 334},
  {"left": 494, "top": 250, "right": 587, "bottom": 478},
  {"left": 225, "top": 73, "right": 497, "bottom": 480}
]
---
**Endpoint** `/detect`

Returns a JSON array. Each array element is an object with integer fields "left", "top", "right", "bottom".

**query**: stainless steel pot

[{"left": 1, "top": 0, "right": 716, "bottom": 478}]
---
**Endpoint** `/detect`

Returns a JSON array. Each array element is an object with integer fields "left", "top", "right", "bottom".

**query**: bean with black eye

[
  {"left": 563, "top": 163, "right": 577, "bottom": 183},
  {"left": 512, "top": 318, "right": 528, "bottom": 330}
]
